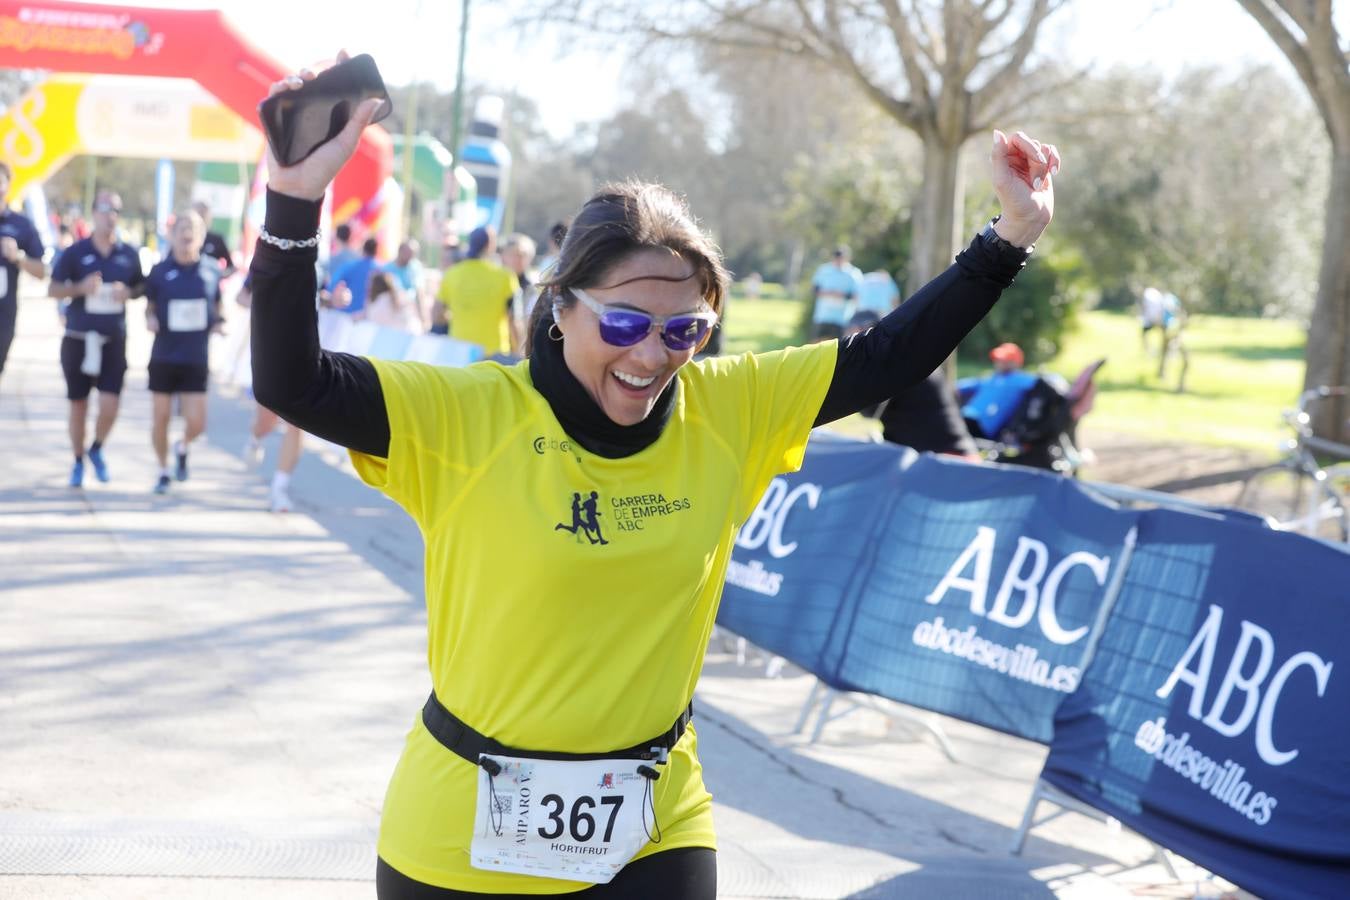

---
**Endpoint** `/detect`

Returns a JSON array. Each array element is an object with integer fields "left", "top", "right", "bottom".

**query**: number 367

[{"left": 538, "top": 794, "right": 623, "bottom": 843}]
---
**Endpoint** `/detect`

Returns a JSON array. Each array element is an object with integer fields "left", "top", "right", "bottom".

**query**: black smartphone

[{"left": 258, "top": 54, "right": 392, "bottom": 167}]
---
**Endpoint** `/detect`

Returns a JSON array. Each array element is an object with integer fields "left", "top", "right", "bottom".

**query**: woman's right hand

[{"left": 265, "top": 50, "right": 385, "bottom": 202}]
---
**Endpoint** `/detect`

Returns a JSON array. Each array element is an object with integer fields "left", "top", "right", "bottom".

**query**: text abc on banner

[{"left": 1043, "top": 508, "right": 1350, "bottom": 899}]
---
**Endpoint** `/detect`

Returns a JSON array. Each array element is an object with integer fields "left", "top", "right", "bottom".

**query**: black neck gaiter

[{"left": 526, "top": 312, "right": 676, "bottom": 459}]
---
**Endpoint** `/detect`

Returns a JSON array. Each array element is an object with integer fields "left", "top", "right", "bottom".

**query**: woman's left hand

[{"left": 989, "top": 129, "right": 1059, "bottom": 248}]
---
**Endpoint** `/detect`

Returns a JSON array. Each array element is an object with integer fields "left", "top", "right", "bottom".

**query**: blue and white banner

[
  {"left": 1042, "top": 509, "right": 1350, "bottom": 899},
  {"left": 718, "top": 445, "right": 1136, "bottom": 741},
  {"left": 717, "top": 436, "right": 912, "bottom": 681},
  {"left": 829, "top": 454, "right": 1136, "bottom": 742}
]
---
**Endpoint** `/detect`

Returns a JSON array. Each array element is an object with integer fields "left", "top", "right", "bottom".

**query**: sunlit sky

[{"left": 77, "top": 0, "right": 1348, "bottom": 138}]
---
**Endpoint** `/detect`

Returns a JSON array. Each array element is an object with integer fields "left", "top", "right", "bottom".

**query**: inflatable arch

[
  {"left": 0, "top": 0, "right": 393, "bottom": 227},
  {"left": 0, "top": 73, "right": 263, "bottom": 203}
]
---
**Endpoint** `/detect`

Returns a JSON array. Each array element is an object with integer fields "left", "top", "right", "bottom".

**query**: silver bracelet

[{"left": 258, "top": 226, "right": 321, "bottom": 251}]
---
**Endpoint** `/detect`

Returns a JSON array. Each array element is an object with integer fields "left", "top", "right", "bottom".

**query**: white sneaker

[
  {"left": 269, "top": 484, "right": 293, "bottom": 513},
  {"left": 243, "top": 436, "right": 264, "bottom": 467}
]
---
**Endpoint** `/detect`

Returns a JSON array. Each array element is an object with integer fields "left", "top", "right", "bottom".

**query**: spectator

[
  {"left": 857, "top": 269, "right": 900, "bottom": 317},
  {"left": 845, "top": 311, "right": 978, "bottom": 457},
  {"left": 958, "top": 342, "right": 1039, "bottom": 439},
  {"left": 500, "top": 231, "right": 537, "bottom": 345},
  {"left": 193, "top": 200, "right": 237, "bottom": 278},
  {"left": 435, "top": 225, "right": 518, "bottom": 356},
  {"left": 535, "top": 219, "right": 567, "bottom": 278},
  {"left": 384, "top": 239, "right": 427, "bottom": 329},
  {"left": 366, "top": 270, "right": 421, "bottom": 333},
  {"left": 810, "top": 244, "right": 864, "bottom": 340},
  {"left": 742, "top": 271, "right": 763, "bottom": 300},
  {"left": 328, "top": 236, "right": 380, "bottom": 319},
  {"left": 1140, "top": 286, "right": 1188, "bottom": 389}
]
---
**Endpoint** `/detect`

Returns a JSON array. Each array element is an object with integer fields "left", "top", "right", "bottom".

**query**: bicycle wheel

[{"left": 1236, "top": 465, "right": 1348, "bottom": 541}]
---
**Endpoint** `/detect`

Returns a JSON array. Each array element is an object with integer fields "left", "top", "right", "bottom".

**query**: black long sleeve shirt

[{"left": 250, "top": 190, "right": 1025, "bottom": 460}]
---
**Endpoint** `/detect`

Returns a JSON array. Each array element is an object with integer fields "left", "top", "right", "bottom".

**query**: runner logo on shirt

[{"left": 555, "top": 490, "right": 608, "bottom": 545}]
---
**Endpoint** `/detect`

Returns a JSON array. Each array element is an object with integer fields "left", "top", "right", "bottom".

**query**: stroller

[{"left": 958, "top": 358, "right": 1106, "bottom": 476}]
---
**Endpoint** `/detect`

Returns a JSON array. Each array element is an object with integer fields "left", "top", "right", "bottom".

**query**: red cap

[{"left": 989, "top": 342, "right": 1024, "bottom": 366}]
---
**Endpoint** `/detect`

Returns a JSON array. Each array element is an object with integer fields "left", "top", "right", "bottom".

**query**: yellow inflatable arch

[{"left": 0, "top": 73, "right": 262, "bottom": 204}]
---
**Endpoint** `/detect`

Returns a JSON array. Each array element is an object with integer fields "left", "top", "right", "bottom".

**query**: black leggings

[
  {"left": 375, "top": 848, "right": 716, "bottom": 899},
  {"left": 0, "top": 300, "right": 15, "bottom": 377}
]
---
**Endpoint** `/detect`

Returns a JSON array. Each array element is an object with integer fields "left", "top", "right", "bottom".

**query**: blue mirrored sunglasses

[{"left": 570, "top": 288, "right": 718, "bottom": 352}]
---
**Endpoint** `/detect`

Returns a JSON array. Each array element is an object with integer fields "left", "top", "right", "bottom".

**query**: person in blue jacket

[
  {"left": 959, "top": 342, "right": 1039, "bottom": 439},
  {"left": 143, "top": 209, "right": 222, "bottom": 494}
]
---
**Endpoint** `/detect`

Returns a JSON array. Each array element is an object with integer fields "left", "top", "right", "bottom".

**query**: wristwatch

[{"left": 979, "top": 215, "right": 1034, "bottom": 260}]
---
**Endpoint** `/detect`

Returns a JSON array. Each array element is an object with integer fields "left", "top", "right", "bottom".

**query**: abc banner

[
  {"left": 829, "top": 454, "right": 1136, "bottom": 742},
  {"left": 1043, "top": 509, "right": 1350, "bottom": 899},
  {"left": 717, "top": 436, "right": 913, "bottom": 680}
]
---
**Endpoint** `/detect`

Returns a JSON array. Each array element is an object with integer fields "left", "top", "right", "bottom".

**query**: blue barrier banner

[
  {"left": 830, "top": 454, "right": 1137, "bottom": 741},
  {"left": 716, "top": 437, "right": 912, "bottom": 680},
  {"left": 1043, "top": 509, "right": 1350, "bottom": 899}
]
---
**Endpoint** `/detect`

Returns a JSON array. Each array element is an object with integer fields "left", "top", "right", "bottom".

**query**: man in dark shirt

[
  {"left": 144, "top": 209, "right": 222, "bottom": 494},
  {"left": 48, "top": 190, "right": 146, "bottom": 487},
  {"left": 0, "top": 161, "right": 47, "bottom": 386},
  {"left": 845, "top": 311, "right": 978, "bottom": 458},
  {"left": 193, "top": 201, "right": 237, "bottom": 278}
]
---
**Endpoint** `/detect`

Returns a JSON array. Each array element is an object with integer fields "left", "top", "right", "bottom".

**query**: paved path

[{"left": 0, "top": 293, "right": 1243, "bottom": 898}]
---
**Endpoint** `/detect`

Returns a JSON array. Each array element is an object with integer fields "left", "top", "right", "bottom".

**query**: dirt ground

[{"left": 1074, "top": 425, "right": 1273, "bottom": 510}]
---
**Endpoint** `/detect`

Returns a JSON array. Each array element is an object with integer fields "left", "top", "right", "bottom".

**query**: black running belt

[{"left": 421, "top": 691, "right": 693, "bottom": 764}]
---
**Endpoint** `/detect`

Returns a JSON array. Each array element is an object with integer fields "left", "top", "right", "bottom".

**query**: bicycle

[{"left": 1234, "top": 386, "right": 1350, "bottom": 543}]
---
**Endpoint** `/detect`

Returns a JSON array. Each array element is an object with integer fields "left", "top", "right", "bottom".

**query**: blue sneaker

[
  {"left": 174, "top": 441, "right": 189, "bottom": 482},
  {"left": 69, "top": 459, "right": 84, "bottom": 488},
  {"left": 87, "top": 444, "right": 110, "bottom": 483},
  {"left": 154, "top": 474, "right": 171, "bottom": 495}
]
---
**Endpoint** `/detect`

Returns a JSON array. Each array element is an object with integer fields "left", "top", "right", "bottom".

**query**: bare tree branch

[
  {"left": 970, "top": 0, "right": 1057, "bottom": 123},
  {"left": 817, "top": 0, "right": 922, "bottom": 129},
  {"left": 1236, "top": 0, "right": 1336, "bottom": 128},
  {"left": 879, "top": 0, "right": 939, "bottom": 116},
  {"left": 976, "top": 60, "right": 1094, "bottom": 127}
]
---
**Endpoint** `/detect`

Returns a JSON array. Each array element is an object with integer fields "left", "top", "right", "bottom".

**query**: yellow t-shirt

[
  {"left": 352, "top": 341, "right": 837, "bottom": 893},
  {"left": 437, "top": 259, "right": 517, "bottom": 355}
]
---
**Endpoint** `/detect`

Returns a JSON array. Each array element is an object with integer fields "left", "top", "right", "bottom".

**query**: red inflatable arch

[{"left": 0, "top": 0, "right": 393, "bottom": 227}]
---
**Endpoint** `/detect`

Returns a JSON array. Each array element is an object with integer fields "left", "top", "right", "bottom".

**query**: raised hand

[
  {"left": 264, "top": 50, "right": 385, "bottom": 202},
  {"left": 989, "top": 129, "right": 1060, "bottom": 248}
]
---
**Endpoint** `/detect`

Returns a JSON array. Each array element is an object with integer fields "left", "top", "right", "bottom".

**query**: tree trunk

[
  {"left": 909, "top": 134, "right": 968, "bottom": 379},
  {"left": 1302, "top": 147, "right": 1350, "bottom": 444},
  {"left": 909, "top": 134, "right": 966, "bottom": 294}
]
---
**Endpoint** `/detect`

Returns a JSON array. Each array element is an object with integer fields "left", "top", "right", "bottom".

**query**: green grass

[
  {"left": 1030, "top": 310, "right": 1304, "bottom": 452},
  {"left": 722, "top": 294, "right": 1307, "bottom": 452},
  {"left": 721, "top": 295, "right": 806, "bottom": 356}
]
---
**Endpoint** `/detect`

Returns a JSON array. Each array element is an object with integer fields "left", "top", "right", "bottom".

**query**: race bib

[
  {"left": 167, "top": 298, "right": 209, "bottom": 332},
  {"left": 0, "top": 267, "right": 8, "bottom": 298},
  {"left": 84, "top": 283, "right": 122, "bottom": 315},
  {"left": 470, "top": 755, "right": 656, "bottom": 883}
]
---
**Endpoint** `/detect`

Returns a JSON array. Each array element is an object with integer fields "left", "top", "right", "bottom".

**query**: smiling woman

[
  {"left": 248, "top": 52, "right": 1057, "bottom": 900},
  {"left": 535, "top": 182, "right": 727, "bottom": 426}
]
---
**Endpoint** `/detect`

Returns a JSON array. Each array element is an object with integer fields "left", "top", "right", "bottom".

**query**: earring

[{"left": 548, "top": 323, "right": 564, "bottom": 342}]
